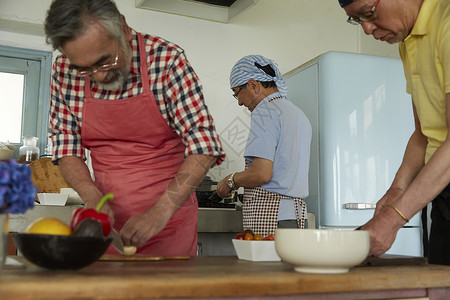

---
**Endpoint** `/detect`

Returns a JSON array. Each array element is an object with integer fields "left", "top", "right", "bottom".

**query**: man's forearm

[
  {"left": 58, "top": 156, "right": 103, "bottom": 206},
  {"left": 391, "top": 103, "right": 427, "bottom": 191},
  {"left": 394, "top": 94, "right": 450, "bottom": 219},
  {"left": 391, "top": 128, "right": 427, "bottom": 190},
  {"left": 154, "top": 154, "right": 217, "bottom": 212}
]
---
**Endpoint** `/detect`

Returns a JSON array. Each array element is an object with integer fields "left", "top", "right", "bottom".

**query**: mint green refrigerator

[{"left": 285, "top": 51, "right": 422, "bottom": 256}]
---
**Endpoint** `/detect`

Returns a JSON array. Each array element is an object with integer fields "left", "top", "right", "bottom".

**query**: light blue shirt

[{"left": 244, "top": 92, "right": 312, "bottom": 219}]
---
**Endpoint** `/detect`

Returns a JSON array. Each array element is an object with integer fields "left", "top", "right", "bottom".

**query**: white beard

[
  {"left": 94, "top": 43, "right": 132, "bottom": 91},
  {"left": 95, "top": 68, "right": 129, "bottom": 91}
]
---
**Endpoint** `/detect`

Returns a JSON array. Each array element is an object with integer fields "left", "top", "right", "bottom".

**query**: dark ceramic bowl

[{"left": 12, "top": 233, "right": 112, "bottom": 270}]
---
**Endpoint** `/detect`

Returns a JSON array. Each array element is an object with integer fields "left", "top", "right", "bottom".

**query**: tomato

[
  {"left": 242, "top": 229, "right": 254, "bottom": 237},
  {"left": 242, "top": 229, "right": 254, "bottom": 240},
  {"left": 253, "top": 234, "right": 263, "bottom": 240},
  {"left": 264, "top": 234, "right": 275, "bottom": 241},
  {"left": 235, "top": 233, "right": 243, "bottom": 240},
  {"left": 243, "top": 233, "right": 254, "bottom": 240}
]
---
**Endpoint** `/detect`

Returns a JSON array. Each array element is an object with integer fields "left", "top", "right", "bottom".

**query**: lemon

[{"left": 25, "top": 217, "right": 72, "bottom": 236}]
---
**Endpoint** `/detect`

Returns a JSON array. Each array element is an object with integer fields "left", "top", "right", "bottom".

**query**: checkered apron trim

[{"left": 242, "top": 161, "right": 307, "bottom": 236}]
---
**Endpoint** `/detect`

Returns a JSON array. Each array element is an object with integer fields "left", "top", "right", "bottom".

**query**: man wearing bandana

[
  {"left": 216, "top": 55, "right": 312, "bottom": 237},
  {"left": 339, "top": 0, "right": 450, "bottom": 265}
]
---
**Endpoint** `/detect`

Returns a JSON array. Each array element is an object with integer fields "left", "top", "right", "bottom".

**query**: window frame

[{"left": 0, "top": 45, "right": 52, "bottom": 157}]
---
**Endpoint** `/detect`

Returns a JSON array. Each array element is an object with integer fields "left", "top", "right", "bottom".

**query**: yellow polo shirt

[{"left": 399, "top": 0, "right": 450, "bottom": 163}]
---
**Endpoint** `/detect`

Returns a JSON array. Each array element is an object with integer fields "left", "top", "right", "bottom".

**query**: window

[
  {"left": 0, "top": 45, "right": 52, "bottom": 157},
  {"left": 0, "top": 72, "right": 24, "bottom": 142}
]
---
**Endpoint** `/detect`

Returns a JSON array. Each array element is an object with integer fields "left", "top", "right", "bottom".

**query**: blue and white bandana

[
  {"left": 338, "top": 0, "right": 356, "bottom": 7},
  {"left": 229, "top": 55, "right": 287, "bottom": 97}
]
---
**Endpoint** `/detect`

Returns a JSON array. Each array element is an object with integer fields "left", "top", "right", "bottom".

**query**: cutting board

[
  {"left": 99, "top": 254, "right": 191, "bottom": 261},
  {"left": 361, "top": 254, "right": 427, "bottom": 266}
]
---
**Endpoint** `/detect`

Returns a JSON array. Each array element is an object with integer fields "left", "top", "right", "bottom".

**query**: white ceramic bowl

[
  {"left": 37, "top": 193, "right": 68, "bottom": 206},
  {"left": 275, "top": 229, "right": 370, "bottom": 274},
  {"left": 232, "top": 239, "right": 281, "bottom": 262},
  {"left": 0, "top": 145, "right": 15, "bottom": 160}
]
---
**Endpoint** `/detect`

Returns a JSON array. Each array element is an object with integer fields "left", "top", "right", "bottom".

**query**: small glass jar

[{"left": 19, "top": 136, "right": 40, "bottom": 164}]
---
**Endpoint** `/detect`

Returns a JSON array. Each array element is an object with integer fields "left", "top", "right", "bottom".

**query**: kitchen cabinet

[
  {"left": 9, "top": 205, "right": 81, "bottom": 233},
  {"left": 8, "top": 205, "right": 244, "bottom": 256},
  {"left": 8, "top": 205, "right": 243, "bottom": 233},
  {"left": 1, "top": 256, "right": 449, "bottom": 299},
  {"left": 197, "top": 207, "right": 243, "bottom": 256}
]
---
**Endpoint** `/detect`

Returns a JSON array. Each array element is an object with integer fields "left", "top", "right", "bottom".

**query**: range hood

[{"left": 135, "top": 0, "right": 258, "bottom": 23}]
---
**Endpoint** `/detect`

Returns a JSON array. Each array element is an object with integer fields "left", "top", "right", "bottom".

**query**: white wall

[{"left": 0, "top": 0, "right": 399, "bottom": 181}]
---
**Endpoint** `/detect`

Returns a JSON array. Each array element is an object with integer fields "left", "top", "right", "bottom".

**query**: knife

[{"left": 109, "top": 229, "right": 124, "bottom": 254}]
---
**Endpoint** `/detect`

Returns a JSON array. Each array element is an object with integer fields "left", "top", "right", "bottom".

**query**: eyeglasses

[
  {"left": 347, "top": 0, "right": 381, "bottom": 25},
  {"left": 232, "top": 85, "right": 247, "bottom": 100},
  {"left": 73, "top": 48, "right": 119, "bottom": 76}
]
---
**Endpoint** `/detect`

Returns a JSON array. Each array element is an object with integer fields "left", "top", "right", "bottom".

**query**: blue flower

[{"left": 0, "top": 159, "right": 36, "bottom": 214}]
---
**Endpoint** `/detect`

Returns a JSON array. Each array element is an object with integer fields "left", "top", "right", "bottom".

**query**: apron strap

[
  {"left": 294, "top": 198, "right": 307, "bottom": 229},
  {"left": 137, "top": 33, "right": 151, "bottom": 95},
  {"left": 84, "top": 75, "right": 91, "bottom": 97},
  {"left": 421, "top": 205, "right": 429, "bottom": 258}
]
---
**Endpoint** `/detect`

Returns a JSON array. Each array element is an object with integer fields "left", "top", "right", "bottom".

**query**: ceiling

[
  {"left": 135, "top": 0, "right": 258, "bottom": 23},
  {"left": 193, "top": 0, "right": 237, "bottom": 7}
]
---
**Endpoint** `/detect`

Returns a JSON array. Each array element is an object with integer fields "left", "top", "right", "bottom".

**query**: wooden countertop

[{"left": 1, "top": 256, "right": 450, "bottom": 299}]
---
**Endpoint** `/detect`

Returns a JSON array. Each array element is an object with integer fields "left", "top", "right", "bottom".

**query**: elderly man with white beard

[{"left": 44, "top": 0, "right": 224, "bottom": 256}]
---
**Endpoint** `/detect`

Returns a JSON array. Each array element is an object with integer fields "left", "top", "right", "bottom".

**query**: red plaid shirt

[{"left": 49, "top": 30, "right": 224, "bottom": 165}]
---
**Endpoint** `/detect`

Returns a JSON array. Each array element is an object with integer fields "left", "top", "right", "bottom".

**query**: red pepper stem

[{"left": 96, "top": 193, "right": 114, "bottom": 212}]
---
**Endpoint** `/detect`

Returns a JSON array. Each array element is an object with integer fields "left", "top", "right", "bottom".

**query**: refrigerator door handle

[{"left": 344, "top": 203, "right": 376, "bottom": 210}]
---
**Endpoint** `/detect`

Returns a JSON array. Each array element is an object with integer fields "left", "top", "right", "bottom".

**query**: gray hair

[{"left": 44, "top": 0, "right": 124, "bottom": 51}]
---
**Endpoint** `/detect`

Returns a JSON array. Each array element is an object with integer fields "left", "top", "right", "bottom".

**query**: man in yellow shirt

[{"left": 339, "top": 0, "right": 450, "bottom": 265}]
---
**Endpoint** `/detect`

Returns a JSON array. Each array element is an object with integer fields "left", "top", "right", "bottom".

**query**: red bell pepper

[{"left": 70, "top": 193, "right": 113, "bottom": 237}]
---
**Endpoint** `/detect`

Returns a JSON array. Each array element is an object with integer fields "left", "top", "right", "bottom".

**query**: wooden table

[{"left": 1, "top": 256, "right": 450, "bottom": 300}]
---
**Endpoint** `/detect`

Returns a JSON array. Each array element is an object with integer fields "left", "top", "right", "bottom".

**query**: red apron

[{"left": 81, "top": 33, "right": 198, "bottom": 256}]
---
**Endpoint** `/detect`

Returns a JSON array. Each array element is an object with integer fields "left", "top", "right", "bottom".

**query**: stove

[{"left": 195, "top": 191, "right": 236, "bottom": 209}]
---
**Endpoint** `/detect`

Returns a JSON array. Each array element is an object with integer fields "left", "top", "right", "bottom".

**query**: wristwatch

[{"left": 227, "top": 173, "right": 236, "bottom": 190}]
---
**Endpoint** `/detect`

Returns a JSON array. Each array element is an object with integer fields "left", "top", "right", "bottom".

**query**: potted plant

[{"left": 0, "top": 159, "right": 37, "bottom": 266}]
